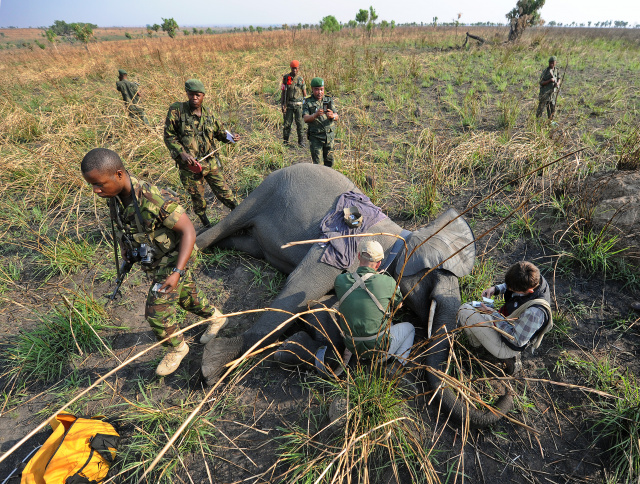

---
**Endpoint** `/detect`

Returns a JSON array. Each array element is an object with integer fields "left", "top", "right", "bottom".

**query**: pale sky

[{"left": 0, "top": 0, "right": 637, "bottom": 28}]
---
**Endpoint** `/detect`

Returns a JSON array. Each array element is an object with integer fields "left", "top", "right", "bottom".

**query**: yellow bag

[{"left": 21, "top": 413, "right": 119, "bottom": 484}]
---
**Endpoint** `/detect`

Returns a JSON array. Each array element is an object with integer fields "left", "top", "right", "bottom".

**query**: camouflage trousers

[
  {"left": 309, "top": 135, "right": 335, "bottom": 167},
  {"left": 127, "top": 105, "right": 149, "bottom": 125},
  {"left": 283, "top": 104, "right": 304, "bottom": 143},
  {"left": 536, "top": 94, "right": 556, "bottom": 119},
  {"left": 145, "top": 268, "right": 215, "bottom": 347},
  {"left": 178, "top": 161, "right": 238, "bottom": 215}
]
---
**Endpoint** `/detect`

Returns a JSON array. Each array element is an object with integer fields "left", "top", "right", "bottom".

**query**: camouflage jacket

[
  {"left": 164, "top": 102, "right": 229, "bottom": 167},
  {"left": 116, "top": 79, "right": 141, "bottom": 106},
  {"left": 281, "top": 73, "right": 305, "bottom": 105},
  {"left": 302, "top": 95, "right": 337, "bottom": 139},
  {"left": 539, "top": 66, "right": 559, "bottom": 100},
  {"left": 110, "top": 175, "right": 187, "bottom": 272}
]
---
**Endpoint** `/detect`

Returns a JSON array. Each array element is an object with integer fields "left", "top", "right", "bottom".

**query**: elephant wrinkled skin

[{"left": 196, "top": 163, "right": 512, "bottom": 427}]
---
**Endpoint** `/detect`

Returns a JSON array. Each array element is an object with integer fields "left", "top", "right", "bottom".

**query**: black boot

[{"left": 199, "top": 214, "right": 212, "bottom": 228}]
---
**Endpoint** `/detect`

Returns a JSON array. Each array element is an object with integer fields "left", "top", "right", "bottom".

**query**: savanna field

[{"left": 1, "top": 26, "right": 640, "bottom": 483}]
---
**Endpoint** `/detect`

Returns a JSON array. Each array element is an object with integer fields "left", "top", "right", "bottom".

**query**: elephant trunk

[
  {"left": 412, "top": 270, "right": 514, "bottom": 427},
  {"left": 423, "top": 357, "right": 514, "bottom": 427}
]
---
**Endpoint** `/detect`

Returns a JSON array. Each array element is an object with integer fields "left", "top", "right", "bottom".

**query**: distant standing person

[
  {"left": 116, "top": 69, "right": 149, "bottom": 125},
  {"left": 303, "top": 77, "right": 339, "bottom": 167},
  {"left": 536, "top": 56, "right": 559, "bottom": 120},
  {"left": 281, "top": 60, "right": 307, "bottom": 147},
  {"left": 164, "top": 79, "right": 240, "bottom": 228}
]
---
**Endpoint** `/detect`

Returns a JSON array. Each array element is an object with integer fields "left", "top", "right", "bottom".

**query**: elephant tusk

[{"left": 427, "top": 299, "right": 437, "bottom": 339}]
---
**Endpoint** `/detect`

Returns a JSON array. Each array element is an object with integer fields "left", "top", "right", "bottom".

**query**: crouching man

[
  {"left": 335, "top": 241, "right": 415, "bottom": 368},
  {"left": 457, "top": 261, "right": 553, "bottom": 373},
  {"left": 81, "top": 148, "right": 227, "bottom": 376}
]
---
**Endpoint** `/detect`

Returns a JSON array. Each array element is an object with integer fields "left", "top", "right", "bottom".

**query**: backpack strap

[
  {"left": 503, "top": 298, "right": 553, "bottom": 351},
  {"left": 338, "top": 272, "right": 385, "bottom": 313}
]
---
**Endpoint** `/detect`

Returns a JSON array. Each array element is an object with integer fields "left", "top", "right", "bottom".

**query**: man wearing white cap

[{"left": 334, "top": 240, "right": 415, "bottom": 366}]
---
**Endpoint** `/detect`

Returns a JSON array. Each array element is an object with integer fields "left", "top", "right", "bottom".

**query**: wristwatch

[{"left": 172, "top": 267, "right": 185, "bottom": 278}]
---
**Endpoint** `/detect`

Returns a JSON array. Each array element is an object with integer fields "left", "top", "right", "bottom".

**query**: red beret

[{"left": 290, "top": 60, "right": 300, "bottom": 68}]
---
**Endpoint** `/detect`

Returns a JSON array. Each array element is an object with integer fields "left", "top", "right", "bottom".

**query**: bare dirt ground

[{"left": 1, "top": 153, "right": 638, "bottom": 483}]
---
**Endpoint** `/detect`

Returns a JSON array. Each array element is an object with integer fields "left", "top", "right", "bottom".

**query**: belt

[
  {"left": 288, "top": 101, "right": 303, "bottom": 106},
  {"left": 350, "top": 332, "right": 387, "bottom": 342}
]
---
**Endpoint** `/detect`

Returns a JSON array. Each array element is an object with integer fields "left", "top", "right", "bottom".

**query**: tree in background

[
  {"left": 72, "top": 23, "right": 94, "bottom": 49},
  {"left": 506, "top": 0, "right": 546, "bottom": 41},
  {"left": 151, "top": 23, "right": 161, "bottom": 32},
  {"left": 366, "top": 6, "right": 378, "bottom": 36},
  {"left": 356, "top": 9, "right": 368, "bottom": 28},
  {"left": 42, "top": 28, "right": 58, "bottom": 51},
  {"left": 320, "top": 15, "right": 341, "bottom": 33},
  {"left": 161, "top": 17, "right": 179, "bottom": 39},
  {"left": 125, "top": 32, "right": 132, "bottom": 39},
  {"left": 182, "top": 29, "right": 190, "bottom": 36}
]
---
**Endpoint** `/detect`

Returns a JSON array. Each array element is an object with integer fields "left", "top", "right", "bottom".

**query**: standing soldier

[
  {"left": 81, "top": 148, "right": 227, "bottom": 376},
  {"left": 281, "top": 60, "right": 307, "bottom": 147},
  {"left": 536, "top": 56, "right": 559, "bottom": 120},
  {"left": 302, "top": 77, "right": 339, "bottom": 167},
  {"left": 164, "top": 79, "right": 240, "bottom": 228},
  {"left": 116, "top": 69, "right": 149, "bottom": 125}
]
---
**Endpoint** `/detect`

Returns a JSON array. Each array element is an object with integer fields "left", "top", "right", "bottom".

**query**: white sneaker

[
  {"left": 156, "top": 341, "right": 189, "bottom": 376},
  {"left": 200, "top": 309, "right": 228, "bottom": 344}
]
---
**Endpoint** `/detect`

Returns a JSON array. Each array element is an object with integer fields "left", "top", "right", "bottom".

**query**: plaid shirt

[{"left": 490, "top": 283, "right": 545, "bottom": 347}]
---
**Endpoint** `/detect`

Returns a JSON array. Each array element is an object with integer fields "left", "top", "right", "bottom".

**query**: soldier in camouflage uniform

[
  {"left": 281, "top": 60, "right": 307, "bottom": 147},
  {"left": 116, "top": 69, "right": 149, "bottom": 125},
  {"left": 303, "top": 77, "right": 339, "bottom": 167},
  {"left": 164, "top": 79, "right": 240, "bottom": 228},
  {"left": 536, "top": 56, "right": 559, "bottom": 120},
  {"left": 81, "top": 148, "right": 228, "bottom": 376}
]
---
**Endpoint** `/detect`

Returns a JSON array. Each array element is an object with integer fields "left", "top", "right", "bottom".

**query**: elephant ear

[{"left": 395, "top": 208, "right": 476, "bottom": 278}]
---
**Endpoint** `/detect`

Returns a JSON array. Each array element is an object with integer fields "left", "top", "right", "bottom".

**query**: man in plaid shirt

[{"left": 457, "top": 262, "right": 553, "bottom": 373}]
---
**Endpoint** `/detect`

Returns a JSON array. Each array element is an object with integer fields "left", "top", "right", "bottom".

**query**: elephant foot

[
  {"left": 201, "top": 336, "right": 244, "bottom": 385},
  {"left": 316, "top": 395, "right": 348, "bottom": 444},
  {"left": 272, "top": 331, "right": 321, "bottom": 368}
]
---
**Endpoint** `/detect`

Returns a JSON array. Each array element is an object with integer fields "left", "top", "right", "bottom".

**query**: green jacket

[
  {"left": 163, "top": 102, "right": 229, "bottom": 169},
  {"left": 539, "top": 66, "right": 558, "bottom": 101},
  {"left": 116, "top": 79, "right": 141, "bottom": 106},
  {"left": 110, "top": 176, "right": 187, "bottom": 273},
  {"left": 334, "top": 266, "right": 402, "bottom": 357},
  {"left": 281, "top": 73, "right": 305, "bottom": 105},
  {"left": 302, "top": 95, "right": 337, "bottom": 140}
]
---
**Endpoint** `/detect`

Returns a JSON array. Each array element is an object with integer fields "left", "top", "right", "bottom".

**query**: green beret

[
  {"left": 118, "top": 69, "right": 127, "bottom": 76},
  {"left": 310, "top": 77, "right": 324, "bottom": 88},
  {"left": 185, "top": 79, "right": 206, "bottom": 94},
  {"left": 549, "top": 56, "right": 557, "bottom": 63}
]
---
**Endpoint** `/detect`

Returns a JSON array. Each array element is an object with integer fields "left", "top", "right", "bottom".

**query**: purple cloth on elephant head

[{"left": 319, "top": 191, "right": 388, "bottom": 269}]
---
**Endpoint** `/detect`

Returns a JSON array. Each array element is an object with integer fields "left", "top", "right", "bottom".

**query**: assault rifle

[{"left": 109, "top": 259, "right": 134, "bottom": 301}]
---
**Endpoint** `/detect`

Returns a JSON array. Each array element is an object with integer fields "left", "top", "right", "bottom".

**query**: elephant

[{"left": 196, "top": 163, "right": 513, "bottom": 427}]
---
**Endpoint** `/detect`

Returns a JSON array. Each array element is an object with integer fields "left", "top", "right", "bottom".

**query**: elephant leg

[
  {"left": 195, "top": 197, "right": 259, "bottom": 249},
  {"left": 202, "top": 244, "right": 342, "bottom": 384},
  {"left": 272, "top": 331, "right": 323, "bottom": 367},
  {"left": 217, "top": 235, "right": 265, "bottom": 259},
  {"left": 422, "top": 271, "right": 513, "bottom": 427}
]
